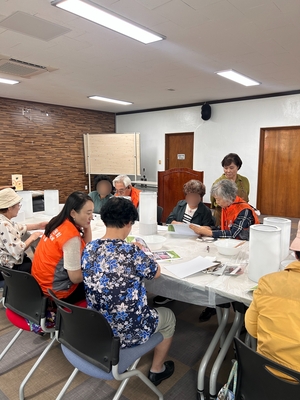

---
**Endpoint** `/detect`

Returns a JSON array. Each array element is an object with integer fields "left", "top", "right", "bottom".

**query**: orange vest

[
  {"left": 130, "top": 186, "right": 141, "bottom": 208},
  {"left": 221, "top": 196, "right": 260, "bottom": 231},
  {"left": 32, "top": 219, "right": 85, "bottom": 299}
]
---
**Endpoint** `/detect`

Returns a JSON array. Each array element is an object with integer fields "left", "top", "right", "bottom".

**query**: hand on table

[
  {"left": 38, "top": 221, "right": 48, "bottom": 229},
  {"left": 189, "top": 224, "right": 213, "bottom": 237},
  {"left": 30, "top": 231, "right": 43, "bottom": 242}
]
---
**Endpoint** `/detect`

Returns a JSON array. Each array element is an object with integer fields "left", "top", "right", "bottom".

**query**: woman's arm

[
  {"left": 26, "top": 221, "right": 48, "bottom": 231},
  {"left": 62, "top": 237, "right": 83, "bottom": 284}
]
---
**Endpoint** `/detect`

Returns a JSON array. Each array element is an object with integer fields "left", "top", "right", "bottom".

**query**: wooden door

[
  {"left": 165, "top": 132, "right": 194, "bottom": 170},
  {"left": 257, "top": 126, "right": 300, "bottom": 217}
]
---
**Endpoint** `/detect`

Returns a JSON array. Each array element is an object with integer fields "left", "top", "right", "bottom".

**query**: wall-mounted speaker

[{"left": 201, "top": 103, "right": 211, "bottom": 121}]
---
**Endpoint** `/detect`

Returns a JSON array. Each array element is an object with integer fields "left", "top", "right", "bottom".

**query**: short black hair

[
  {"left": 221, "top": 153, "right": 243, "bottom": 170},
  {"left": 94, "top": 175, "right": 113, "bottom": 190},
  {"left": 295, "top": 251, "right": 300, "bottom": 260},
  {"left": 101, "top": 197, "right": 138, "bottom": 228}
]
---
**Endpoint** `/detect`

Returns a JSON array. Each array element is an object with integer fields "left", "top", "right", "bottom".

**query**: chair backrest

[
  {"left": 0, "top": 266, "right": 47, "bottom": 325},
  {"left": 157, "top": 206, "right": 163, "bottom": 225},
  {"left": 48, "top": 290, "right": 120, "bottom": 373},
  {"left": 234, "top": 337, "right": 300, "bottom": 399},
  {"left": 158, "top": 167, "right": 204, "bottom": 222}
]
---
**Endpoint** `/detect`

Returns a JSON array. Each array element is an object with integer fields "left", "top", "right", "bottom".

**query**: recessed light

[
  {"left": 0, "top": 77, "right": 19, "bottom": 85},
  {"left": 215, "top": 69, "right": 261, "bottom": 86},
  {"left": 88, "top": 96, "right": 132, "bottom": 105},
  {"left": 51, "top": 0, "right": 165, "bottom": 44}
]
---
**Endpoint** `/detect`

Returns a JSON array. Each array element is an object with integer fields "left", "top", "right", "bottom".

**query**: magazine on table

[
  {"left": 167, "top": 223, "right": 200, "bottom": 236},
  {"left": 126, "top": 236, "right": 181, "bottom": 261}
]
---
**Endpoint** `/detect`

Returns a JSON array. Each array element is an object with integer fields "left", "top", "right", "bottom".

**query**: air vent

[{"left": 0, "top": 55, "right": 57, "bottom": 78}]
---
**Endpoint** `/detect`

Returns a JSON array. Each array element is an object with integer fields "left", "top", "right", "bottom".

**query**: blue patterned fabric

[{"left": 82, "top": 239, "right": 159, "bottom": 348}]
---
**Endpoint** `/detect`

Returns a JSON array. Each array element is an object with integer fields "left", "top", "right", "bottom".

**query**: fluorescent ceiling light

[
  {"left": 89, "top": 96, "right": 132, "bottom": 105},
  {"left": 0, "top": 77, "right": 19, "bottom": 85},
  {"left": 51, "top": 0, "right": 165, "bottom": 44},
  {"left": 215, "top": 69, "right": 261, "bottom": 86}
]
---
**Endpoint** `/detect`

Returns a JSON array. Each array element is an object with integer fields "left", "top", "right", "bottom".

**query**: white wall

[{"left": 116, "top": 94, "right": 300, "bottom": 206}]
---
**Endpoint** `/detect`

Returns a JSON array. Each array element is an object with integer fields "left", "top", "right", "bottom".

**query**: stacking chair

[
  {"left": 48, "top": 290, "right": 164, "bottom": 400},
  {"left": 0, "top": 266, "right": 56, "bottom": 400},
  {"left": 234, "top": 337, "right": 300, "bottom": 399}
]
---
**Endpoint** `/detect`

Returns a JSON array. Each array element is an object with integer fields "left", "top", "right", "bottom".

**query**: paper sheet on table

[
  {"left": 168, "top": 223, "right": 199, "bottom": 236},
  {"left": 164, "top": 255, "right": 217, "bottom": 278}
]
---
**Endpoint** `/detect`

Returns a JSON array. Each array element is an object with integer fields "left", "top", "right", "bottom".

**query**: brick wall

[{"left": 0, "top": 97, "right": 115, "bottom": 202}]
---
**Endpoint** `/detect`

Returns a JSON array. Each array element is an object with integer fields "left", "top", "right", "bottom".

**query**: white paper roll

[
  {"left": 18, "top": 191, "right": 33, "bottom": 218},
  {"left": 44, "top": 190, "right": 59, "bottom": 216},
  {"left": 263, "top": 217, "right": 291, "bottom": 261},
  {"left": 248, "top": 224, "right": 281, "bottom": 283},
  {"left": 139, "top": 192, "right": 157, "bottom": 235}
]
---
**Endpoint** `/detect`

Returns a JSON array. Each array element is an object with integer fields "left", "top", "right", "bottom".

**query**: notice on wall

[
  {"left": 177, "top": 154, "right": 185, "bottom": 160},
  {"left": 11, "top": 174, "right": 23, "bottom": 191}
]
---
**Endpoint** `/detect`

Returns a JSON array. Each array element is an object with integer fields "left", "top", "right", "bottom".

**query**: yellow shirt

[{"left": 245, "top": 260, "right": 300, "bottom": 374}]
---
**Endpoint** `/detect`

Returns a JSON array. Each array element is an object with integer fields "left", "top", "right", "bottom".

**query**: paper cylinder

[
  {"left": 263, "top": 217, "right": 291, "bottom": 261},
  {"left": 139, "top": 192, "right": 157, "bottom": 235},
  {"left": 248, "top": 224, "right": 281, "bottom": 283},
  {"left": 18, "top": 191, "right": 33, "bottom": 218},
  {"left": 44, "top": 190, "right": 59, "bottom": 216}
]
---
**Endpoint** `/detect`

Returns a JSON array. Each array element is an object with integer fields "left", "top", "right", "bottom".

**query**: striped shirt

[{"left": 182, "top": 205, "right": 197, "bottom": 224}]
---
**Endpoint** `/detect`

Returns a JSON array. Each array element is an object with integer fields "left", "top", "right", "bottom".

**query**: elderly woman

[
  {"left": 82, "top": 197, "right": 176, "bottom": 386},
  {"left": 88, "top": 175, "right": 113, "bottom": 214},
  {"left": 190, "top": 179, "right": 259, "bottom": 240},
  {"left": 0, "top": 188, "right": 46, "bottom": 273},
  {"left": 32, "top": 191, "right": 93, "bottom": 303},
  {"left": 245, "top": 221, "right": 300, "bottom": 377},
  {"left": 166, "top": 179, "right": 214, "bottom": 226},
  {"left": 211, "top": 153, "right": 250, "bottom": 226},
  {"left": 113, "top": 174, "right": 141, "bottom": 208},
  {"left": 194, "top": 179, "right": 259, "bottom": 321}
]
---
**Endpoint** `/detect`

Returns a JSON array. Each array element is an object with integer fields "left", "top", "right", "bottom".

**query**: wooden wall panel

[{"left": 0, "top": 97, "right": 115, "bottom": 202}]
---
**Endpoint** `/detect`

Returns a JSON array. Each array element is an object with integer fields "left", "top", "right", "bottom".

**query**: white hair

[{"left": 113, "top": 174, "right": 132, "bottom": 188}]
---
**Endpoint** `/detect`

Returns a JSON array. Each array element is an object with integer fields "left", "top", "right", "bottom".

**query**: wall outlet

[
  {"left": 158, "top": 160, "right": 161, "bottom": 164},
  {"left": 85, "top": 185, "right": 88, "bottom": 190}
]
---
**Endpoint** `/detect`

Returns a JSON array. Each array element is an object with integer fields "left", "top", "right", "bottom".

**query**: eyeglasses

[
  {"left": 14, "top": 203, "right": 22, "bottom": 208},
  {"left": 115, "top": 187, "right": 130, "bottom": 194}
]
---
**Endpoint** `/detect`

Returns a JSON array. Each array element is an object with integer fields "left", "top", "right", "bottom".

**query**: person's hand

[
  {"left": 189, "top": 224, "right": 213, "bottom": 237},
  {"left": 30, "top": 231, "right": 43, "bottom": 242},
  {"left": 133, "top": 241, "right": 144, "bottom": 250},
  {"left": 38, "top": 221, "right": 48, "bottom": 229}
]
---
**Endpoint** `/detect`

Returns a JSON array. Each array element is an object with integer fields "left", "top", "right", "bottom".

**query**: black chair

[
  {"left": 0, "top": 266, "right": 56, "bottom": 400},
  {"left": 234, "top": 337, "right": 300, "bottom": 399},
  {"left": 157, "top": 206, "right": 163, "bottom": 225},
  {"left": 48, "top": 290, "right": 164, "bottom": 400}
]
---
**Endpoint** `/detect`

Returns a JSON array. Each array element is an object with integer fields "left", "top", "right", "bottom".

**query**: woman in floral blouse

[
  {"left": 82, "top": 196, "right": 176, "bottom": 386},
  {"left": 0, "top": 188, "right": 46, "bottom": 274}
]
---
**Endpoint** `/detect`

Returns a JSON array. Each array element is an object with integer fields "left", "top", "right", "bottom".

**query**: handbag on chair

[{"left": 217, "top": 360, "right": 237, "bottom": 400}]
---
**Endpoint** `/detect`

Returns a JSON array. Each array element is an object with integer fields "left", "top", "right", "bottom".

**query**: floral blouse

[
  {"left": 82, "top": 238, "right": 159, "bottom": 348},
  {"left": 0, "top": 214, "right": 27, "bottom": 267}
]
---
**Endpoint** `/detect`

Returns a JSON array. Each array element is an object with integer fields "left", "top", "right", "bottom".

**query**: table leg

[
  {"left": 209, "top": 310, "right": 244, "bottom": 398},
  {"left": 197, "top": 306, "right": 230, "bottom": 399}
]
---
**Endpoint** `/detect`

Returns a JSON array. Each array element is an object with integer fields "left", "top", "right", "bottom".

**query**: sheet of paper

[
  {"left": 168, "top": 223, "right": 199, "bottom": 236},
  {"left": 164, "top": 255, "right": 217, "bottom": 278}
]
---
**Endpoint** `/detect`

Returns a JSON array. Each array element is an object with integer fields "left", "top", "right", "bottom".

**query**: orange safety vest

[
  {"left": 221, "top": 196, "right": 260, "bottom": 231},
  {"left": 130, "top": 186, "right": 141, "bottom": 208},
  {"left": 32, "top": 219, "right": 85, "bottom": 299}
]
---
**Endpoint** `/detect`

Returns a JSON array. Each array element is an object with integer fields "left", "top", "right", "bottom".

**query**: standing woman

[
  {"left": 211, "top": 153, "right": 249, "bottom": 227},
  {"left": 32, "top": 191, "right": 94, "bottom": 304},
  {"left": 0, "top": 188, "right": 46, "bottom": 273}
]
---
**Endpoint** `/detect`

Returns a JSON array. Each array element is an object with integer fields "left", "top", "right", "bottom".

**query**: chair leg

[
  {"left": 19, "top": 336, "right": 56, "bottom": 400},
  {"left": 113, "top": 364, "right": 164, "bottom": 400},
  {"left": 55, "top": 368, "right": 79, "bottom": 400},
  {"left": 112, "top": 358, "right": 140, "bottom": 400},
  {"left": 0, "top": 328, "right": 23, "bottom": 360}
]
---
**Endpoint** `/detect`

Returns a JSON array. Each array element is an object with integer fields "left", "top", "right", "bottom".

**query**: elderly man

[{"left": 113, "top": 174, "right": 141, "bottom": 208}]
